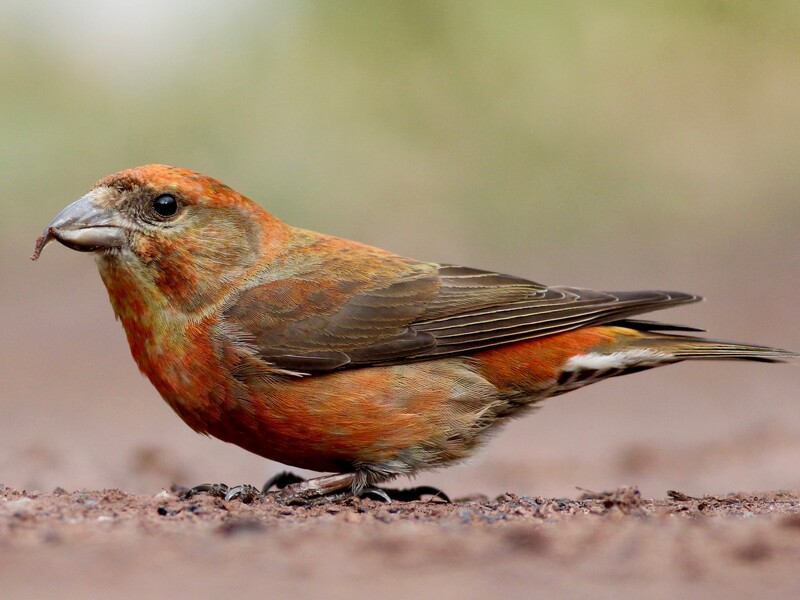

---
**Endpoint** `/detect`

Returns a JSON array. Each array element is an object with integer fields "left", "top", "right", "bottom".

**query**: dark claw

[
  {"left": 180, "top": 482, "right": 261, "bottom": 503},
  {"left": 259, "top": 471, "right": 452, "bottom": 506},
  {"left": 358, "top": 486, "right": 393, "bottom": 503},
  {"left": 181, "top": 483, "right": 229, "bottom": 500},
  {"left": 225, "top": 484, "right": 261, "bottom": 503},
  {"left": 381, "top": 485, "right": 451, "bottom": 503},
  {"left": 261, "top": 471, "right": 307, "bottom": 493},
  {"left": 355, "top": 485, "right": 452, "bottom": 503}
]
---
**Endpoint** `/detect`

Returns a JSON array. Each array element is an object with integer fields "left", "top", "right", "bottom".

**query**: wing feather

[{"left": 223, "top": 261, "right": 700, "bottom": 372}]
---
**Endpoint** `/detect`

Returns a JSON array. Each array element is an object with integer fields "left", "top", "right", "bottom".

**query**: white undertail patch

[{"left": 563, "top": 348, "right": 672, "bottom": 372}]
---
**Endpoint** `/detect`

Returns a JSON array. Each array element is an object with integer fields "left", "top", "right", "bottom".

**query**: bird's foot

[
  {"left": 180, "top": 482, "right": 261, "bottom": 503},
  {"left": 179, "top": 473, "right": 451, "bottom": 506},
  {"left": 370, "top": 485, "right": 451, "bottom": 503},
  {"left": 266, "top": 472, "right": 356, "bottom": 505},
  {"left": 265, "top": 473, "right": 451, "bottom": 505}
]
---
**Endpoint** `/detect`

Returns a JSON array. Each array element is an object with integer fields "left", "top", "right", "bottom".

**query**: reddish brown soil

[{"left": 3, "top": 485, "right": 800, "bottom": 599}]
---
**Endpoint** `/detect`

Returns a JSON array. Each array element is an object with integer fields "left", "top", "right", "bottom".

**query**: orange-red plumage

[{"left": 33, "top": 165, "right": 795, "bottom": 498}]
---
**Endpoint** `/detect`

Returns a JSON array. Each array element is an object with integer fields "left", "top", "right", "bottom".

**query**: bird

[{"left": 32, "top": 164, "right": 796, "bottom": 503}]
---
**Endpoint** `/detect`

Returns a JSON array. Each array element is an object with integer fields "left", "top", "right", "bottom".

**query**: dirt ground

[
  {"left": 3, "top": 237, "right": 800, "bottom": 599},
  {"left": 2, "top": 484, "right": 800, "bottom": 599}
]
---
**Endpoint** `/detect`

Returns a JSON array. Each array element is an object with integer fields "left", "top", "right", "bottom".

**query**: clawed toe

[
  {"left": 181, "top": 482, "right": 230, "bottom": 500},
  {"left": 261, "top": 470, "right": 307, "bottom": 493},
  {"left": 269, "top": 479, "right": 451, "bottom": 505},
  {"left": 378, "top": 485, "right": 451, "bottom": 503},
  {"left": 357, "top": 486, "right": 393, "bottom": 503},
  {"left": 225, "top": 484, "right": 261, "bottom": 503},
  {"left": 180, "top": 482, "right": 261, "bottom": 503},
  {"left": 180, "top": 475, "right": 450, "bottom": 506}
]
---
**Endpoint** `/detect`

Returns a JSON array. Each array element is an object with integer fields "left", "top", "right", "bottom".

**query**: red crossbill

[{"left": 33, "top": 165, "right": 795, "bottom": 502}]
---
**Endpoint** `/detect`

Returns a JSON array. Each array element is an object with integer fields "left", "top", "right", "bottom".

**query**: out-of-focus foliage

[{"left": 2, "top": 1, "right": 799, "bottom": 267}]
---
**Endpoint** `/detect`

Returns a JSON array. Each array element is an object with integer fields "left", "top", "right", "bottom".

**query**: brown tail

[
  {"left": 626, "top": 333, "right": 797, "bottom": 364},
  {"left": 549, "top": 329, "right": 795, "bottom": 397}
]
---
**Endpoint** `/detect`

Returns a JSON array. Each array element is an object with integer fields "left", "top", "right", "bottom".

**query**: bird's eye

[{"left": 152, "top": 194, "right": 179, "bottom": 218}]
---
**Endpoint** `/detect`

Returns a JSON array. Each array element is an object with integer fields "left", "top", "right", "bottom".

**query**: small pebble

[{"left": 6, "top": 498, "right": 35, "bottom": 515}]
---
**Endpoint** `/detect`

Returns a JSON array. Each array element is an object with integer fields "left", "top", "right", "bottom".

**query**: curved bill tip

[
  {"left": 31, "top": 191, "right": 126, "bottom": 260},
  {"left": 31, "top": 229, "right": 54, "bottom": 261}
]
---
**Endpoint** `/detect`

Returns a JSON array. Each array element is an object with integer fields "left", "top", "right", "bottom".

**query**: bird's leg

[
  {"left": 268, "top": 472, "right": 358, "bottom": 505},
  {"left": 268, "top": 473, "right": 451, "bottom": 504},
  {"left": 177, "top": 473, "right": 353, "bottom": 505},
  {"left": 181, "top": 473, "right": 451, "bottom": 505}
]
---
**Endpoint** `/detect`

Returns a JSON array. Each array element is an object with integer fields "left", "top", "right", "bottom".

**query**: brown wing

[{"left": 222, "top": 263, "right": 700, "bottom": 373}]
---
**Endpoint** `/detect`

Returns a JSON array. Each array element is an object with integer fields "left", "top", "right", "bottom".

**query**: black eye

[{"left": 152, "top": 194, "right": 179, "bottom": 217}]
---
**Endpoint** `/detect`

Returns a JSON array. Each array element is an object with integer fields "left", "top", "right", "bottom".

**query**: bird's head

[{"left": 33, "top": 165, "right": 289, "bottom": 311}]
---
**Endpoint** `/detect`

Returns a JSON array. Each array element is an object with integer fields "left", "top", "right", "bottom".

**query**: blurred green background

[
  {"left": 3, "top": 1, "right": 799, "bottom": 264},
  {"left": 1, "top": 1, "right": 798, "bottom": 497}
]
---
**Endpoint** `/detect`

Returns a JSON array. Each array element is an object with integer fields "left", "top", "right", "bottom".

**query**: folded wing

[{"left": 222, "top": 263, "right": 701, "bottom": 373}]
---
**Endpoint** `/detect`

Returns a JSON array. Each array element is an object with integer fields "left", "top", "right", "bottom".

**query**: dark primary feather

[
  {"left": 608, "top": 319, "right": 706, "bottom": 333},
  {"left": 223, "top": 263, "right": 703, "bottom": 373}
]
